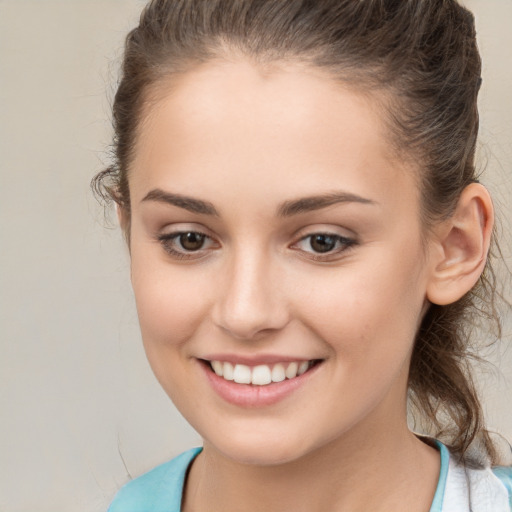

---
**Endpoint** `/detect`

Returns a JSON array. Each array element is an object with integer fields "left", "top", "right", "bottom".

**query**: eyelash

[{"left": 157, "top": 231, "right": 357, "bottom": 261}]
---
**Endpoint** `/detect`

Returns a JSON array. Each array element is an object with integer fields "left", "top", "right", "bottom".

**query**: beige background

[{"left": 0, "top": 1, "right": 511, "bottom": 511}]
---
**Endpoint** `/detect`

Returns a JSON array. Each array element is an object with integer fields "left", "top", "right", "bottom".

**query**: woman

[{"left": 94, "top": 0, "right": 512, "bottom": 510}]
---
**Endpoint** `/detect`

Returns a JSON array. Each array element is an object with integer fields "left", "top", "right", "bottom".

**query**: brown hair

[{"left": 93, "top": 0, "right": 508, "bottom": 464}]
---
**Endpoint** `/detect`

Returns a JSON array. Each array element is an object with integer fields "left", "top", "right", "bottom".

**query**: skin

[{"left": 123, "top": 58, "right": 493, "bottom": 512}]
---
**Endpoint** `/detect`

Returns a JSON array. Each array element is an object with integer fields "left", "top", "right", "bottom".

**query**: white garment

[{"left": 442, "top": 452, "right": 510, "bottom": 512}]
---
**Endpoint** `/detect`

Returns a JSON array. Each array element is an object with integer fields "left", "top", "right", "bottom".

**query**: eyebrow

[
  {"left": 141, "top": 189, "right": 220, "bottom": 216},
  {"left": 277, "top": 192, "right": 376, "bottom": 217},
  {"left": 141, "top": 188, "right": 376, "bottom": 217}
]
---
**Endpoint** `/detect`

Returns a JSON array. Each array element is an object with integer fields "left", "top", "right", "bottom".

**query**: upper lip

[{"left": 199, "top": 354, "right": 322, "bottom": 366}]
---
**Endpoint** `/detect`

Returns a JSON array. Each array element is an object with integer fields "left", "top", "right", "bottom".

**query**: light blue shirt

[{"left": 108, "top": 443, "right": 512, "bottom": 512}]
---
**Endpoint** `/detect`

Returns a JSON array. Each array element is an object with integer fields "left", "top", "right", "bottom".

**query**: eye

[
  {"left": 176, "top": 232, "right": 206, "bottom": 251},
  {"left": 157, "top": 230, "right": 217, "bottom": 259},
  {"left": 308, "top": 234, "right": 339, "bottom": 253},
  {"left": 292, "top": 232, "right": 356, "bottom": 260}
]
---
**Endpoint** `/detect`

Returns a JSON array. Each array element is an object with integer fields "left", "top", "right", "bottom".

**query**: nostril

[{"left": 212, "top": 304, "right": 291, "bottom": 341}]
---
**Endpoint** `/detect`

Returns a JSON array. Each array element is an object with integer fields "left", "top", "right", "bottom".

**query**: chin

[{"left": 204, "top": 427, "right": 314, "bottom": 466}]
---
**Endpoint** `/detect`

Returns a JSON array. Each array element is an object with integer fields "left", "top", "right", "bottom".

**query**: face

[{"left": 127, "top": 59, "right": 434, "bottom": 466}]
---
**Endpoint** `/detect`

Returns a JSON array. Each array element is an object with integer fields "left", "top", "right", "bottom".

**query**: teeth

[
  {"left": 210, "top": 360, "right": 316, "bottom": 386},
  {"left": 223, "top": 362, "right": 234, "bottom": 381},
  {"left": 271, "top": 363, "right": 286, "bottom": 382},
  {"left": 252, "top": 365, "right": 272, "bottom": 385},
  {"left": 285, "top": 362, "right": 298, "bottom": 379},
  {"left": 211, "top": 360, "right": 223, "bottom": 376},
  {"left": 298, "top": 361, "right": 309, "bottom": 375},
  {"left": 233, "top": 364, "right": 252, "bottom": 384}
]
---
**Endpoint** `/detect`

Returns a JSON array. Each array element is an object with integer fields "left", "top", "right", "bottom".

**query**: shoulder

[{"left": 107, "top": 447, "right": 202, "bottom": 512}]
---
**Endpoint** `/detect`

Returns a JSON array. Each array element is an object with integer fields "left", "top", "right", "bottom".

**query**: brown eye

[
  {"left": 309, "top": 234, "right": 337, "bottom": 253},
  {"left": 292, "top": 232, "right": 357, "bottom": 261},
  {"left": 179, "top": 232, "right": 206, "bottom": 251},
  {"left": 158, "top": 230, "right": 214, "bottom": 259}
]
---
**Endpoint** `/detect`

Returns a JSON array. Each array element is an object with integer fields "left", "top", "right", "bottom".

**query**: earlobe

[{"left": 426, "top": 183, "right": 494, "bottom": 306}]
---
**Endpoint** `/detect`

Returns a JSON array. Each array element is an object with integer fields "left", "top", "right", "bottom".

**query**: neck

[{"left": 183, "top": 416, "right": 440, "bottom": 512}]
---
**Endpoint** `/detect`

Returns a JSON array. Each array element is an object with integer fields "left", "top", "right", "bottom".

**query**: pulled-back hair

[{"left": 93, "top": 0, "right": 507, "bottom": 464}]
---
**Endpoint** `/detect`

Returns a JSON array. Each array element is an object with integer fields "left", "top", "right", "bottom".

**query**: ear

[{"left": 426, "top": 183, "right": 494, "bottom": 306}]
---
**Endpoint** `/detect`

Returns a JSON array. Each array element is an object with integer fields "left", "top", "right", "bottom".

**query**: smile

[
  {"left": 199, "top": 357, "right": 324, "bottom": 407},
  {"left": 208, "top": 360, "right": 319, "bottom": 386}
]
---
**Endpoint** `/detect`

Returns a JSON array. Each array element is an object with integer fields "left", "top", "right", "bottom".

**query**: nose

[{"left": 211, "top": 247, "right": 290, "bottom": 341}]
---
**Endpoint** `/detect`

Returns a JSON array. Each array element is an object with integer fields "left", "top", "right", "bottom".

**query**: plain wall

[{"left": 0, "top": 1, "right": 511, "bottom": 511}]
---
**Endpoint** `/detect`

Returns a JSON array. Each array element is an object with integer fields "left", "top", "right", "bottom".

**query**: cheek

[
  {"left": 129, "top": 249, "right": 214, "bottom": 410},
  {"left": 130, "top": 250, "right": 211, "bottom": 349},
  {"left": 296, "top": 244, "right": 427, "bottom": 368}
]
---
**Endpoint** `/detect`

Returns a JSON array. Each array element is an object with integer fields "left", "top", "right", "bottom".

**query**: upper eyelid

[
  {"left": 291, "top": 222, "right": 356, "bottom": 237},
  {"left": 158, "top": 230, "right": 216, "bottom": 246},
  {"left": 159, "top": 229, "right": 210, "bottom": 239},
  {"left": 296, "top": 231, "right": 353, "bottom": 240},
  {"left": 158, "top": 222, "right": 212, "bottom": 235},
  {"left": 156, "top": 228, "right": 355, "bottom": 242},
  {"left": 292, "top": 233, "right": 356, "bottom": 249},
  {"left": 157, "top": 224, "right": 219, "bottom": 242},
  {"left": 292, "top": 227, "right": 356, "bottom": 243}
]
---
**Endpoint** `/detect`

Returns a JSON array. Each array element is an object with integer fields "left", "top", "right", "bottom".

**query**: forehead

[{"left": 130, "top": 59, "right": 418, "bottom": 211}]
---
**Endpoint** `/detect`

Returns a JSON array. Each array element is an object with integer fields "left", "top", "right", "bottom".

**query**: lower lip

[{"left": 199, "top": 361, "right": 322, "bottom": 408}]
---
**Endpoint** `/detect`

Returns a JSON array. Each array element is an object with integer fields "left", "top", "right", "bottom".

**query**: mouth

[{"left": 201, "top": 359, "right": 323, "bottom": 386}]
